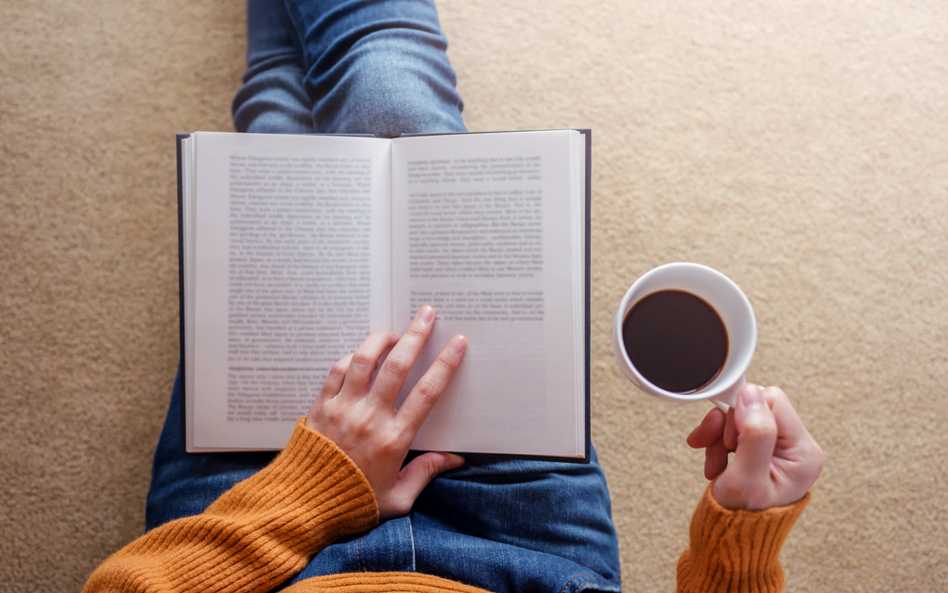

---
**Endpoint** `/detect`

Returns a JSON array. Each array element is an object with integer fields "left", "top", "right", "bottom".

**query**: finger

[
  {"left": 397, "top": 335, "right": 467, "bottom": 433},
  {"left": 687, "top": 407, "right": 726, "bottom": 449},
  {"left": 372, "top": 305, "right": 436, "bottom": 405},
  {"left": 761, "top": 386, "right": 811, "bottom": 445},
  {"left": 341, "top": 330, "right": 399, "bottom": 395},
  {"left": 727, "top": 384, "right": 778, "bottom": 484},
  {"left": 318, "top": 353, "right": 353, "bottom": 400},
  {"left": 763, "top": 385, "right": 824, "bottom": 488},
  {"left": 723, "top": 404, "right": 738, "bottom": 451},
  {"left": 383, "top": 452, "right": 466, "bottom": 520},
  {"left": 704, "top": 437, "right": 730, "bottom": 480}
]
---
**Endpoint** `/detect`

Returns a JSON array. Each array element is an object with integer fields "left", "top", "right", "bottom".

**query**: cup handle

[{"left": 710, "top": 376, "right": 746, "bottom": 413}]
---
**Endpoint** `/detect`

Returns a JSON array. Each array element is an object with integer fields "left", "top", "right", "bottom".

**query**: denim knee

[
  {"left": 309, "top": 32, "right": 466, "bottom": 135},
  {"left": 232, "top": 64, "right": 317, "bottom": 134}
]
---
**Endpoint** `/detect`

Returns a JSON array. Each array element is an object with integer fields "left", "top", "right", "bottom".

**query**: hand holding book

[{"left": 306, "top": 305, "right": 467, "bottom": 520}]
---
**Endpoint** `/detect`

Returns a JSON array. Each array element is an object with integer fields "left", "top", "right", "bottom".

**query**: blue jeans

[
  {"left": 149, "top": 2, "right": 621, "bottom": 592},
  {"left": 232, "top": 0, "right": 466, "bottom": 135}
]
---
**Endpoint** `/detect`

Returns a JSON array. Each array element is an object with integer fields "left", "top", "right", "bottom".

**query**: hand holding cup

[
  {"left": 613, "top": 263, "right": 822, "bottom": 509},
  {"left": 687, "top": 384, "right": 823, "bottom": 510}
]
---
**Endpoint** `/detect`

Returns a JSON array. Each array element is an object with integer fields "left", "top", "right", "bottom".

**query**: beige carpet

[{"left": 2, "top": 0, "right": 947, "bottom": 591}]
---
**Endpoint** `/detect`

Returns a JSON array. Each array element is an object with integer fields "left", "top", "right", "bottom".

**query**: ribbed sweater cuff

[
  {"left": 201, "top": 417, "right": 379, "bottom": 534},
  {"left": 87, "top": 419, "right": 379, "bottom": 593},
  {"left": 676, "top": 484, "right": 810, "bottom": 593}
]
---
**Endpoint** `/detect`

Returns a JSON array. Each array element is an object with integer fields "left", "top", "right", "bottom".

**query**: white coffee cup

[{"left": 612, "top": 262, "right": 757, "bottom": 411}]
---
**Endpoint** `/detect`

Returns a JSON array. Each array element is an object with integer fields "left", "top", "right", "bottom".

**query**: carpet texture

[{"left": 2, "top": 1, "right": 946, "bottom": 591}]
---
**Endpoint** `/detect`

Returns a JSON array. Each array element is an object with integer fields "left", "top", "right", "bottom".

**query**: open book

[{"left": 177, "top": 129, "right": 590, "bottom": 461}]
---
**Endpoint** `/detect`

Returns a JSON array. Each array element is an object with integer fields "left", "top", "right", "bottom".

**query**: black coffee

[{"left": 622, "top": 290, "right": 728, "bottom": 393}]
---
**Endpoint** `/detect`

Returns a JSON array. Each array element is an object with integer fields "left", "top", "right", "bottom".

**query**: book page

[
  {"left": 187, "top": 132, "right": 392, "bottom": 450},
  {"left": 391, "top": 130, "right": 585, "bottom": 457}
]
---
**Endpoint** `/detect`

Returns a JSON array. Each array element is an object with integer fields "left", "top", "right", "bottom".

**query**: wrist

[{"left": 711, "top": 477, "right": 812, "bottom": 511}]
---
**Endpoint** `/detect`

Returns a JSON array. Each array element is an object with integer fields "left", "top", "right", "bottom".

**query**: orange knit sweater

[{"left": 83, "top": 419, "right": 809, "bottom": 593}]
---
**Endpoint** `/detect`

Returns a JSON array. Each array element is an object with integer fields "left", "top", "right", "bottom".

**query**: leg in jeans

[
  {"left": 281, "top": 0, "right": 466, "bottom": 135},
  {"left": 232, "top": 0, "right": 465, "bottom": 136},
  {"left": 149, "top": 2, "right": 620, "bottom": 591},
  {"left": 232, "top": 0, "right": 316, "bottom": 133}
]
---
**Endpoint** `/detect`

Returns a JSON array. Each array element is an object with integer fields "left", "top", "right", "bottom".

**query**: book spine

[
  {"left": 176, "top": 133, "right": 190, "bottom": 454},
  {"left": 581, "top": 129, "right": 592, "bottom": 464}
]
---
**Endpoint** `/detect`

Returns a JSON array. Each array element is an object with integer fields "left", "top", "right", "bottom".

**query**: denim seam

[
  {"left": 574, "top": 581, "right": 622, "bottom": 593},
  {"left": 403, "top": 516, "right": 417, "bottom": 572},
  {"left": 357, "top": 535, "right": 366, "bottom": 571},
  {"left": 557, "top": 571, "right": 622, "bottom": 593}
]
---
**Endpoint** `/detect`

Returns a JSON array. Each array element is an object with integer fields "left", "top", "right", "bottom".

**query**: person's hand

[
  {"left": 306, "top": 305, "right": 467, "bottom": 520},
  {"left": 686, "top": 384, "right": 823, "bottom": 511}
]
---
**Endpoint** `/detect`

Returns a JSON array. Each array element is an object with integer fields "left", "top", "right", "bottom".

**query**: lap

[{"left": 147, "top": 369, "right": 621, "bottom": 593}]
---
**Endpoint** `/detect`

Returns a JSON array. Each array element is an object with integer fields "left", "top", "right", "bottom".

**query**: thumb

[
  {"left": 727, "top": 384, "right": 778, "bottom": 489},
  {"left": 389, "top": 452, "right": 465, "bottom": 513}
]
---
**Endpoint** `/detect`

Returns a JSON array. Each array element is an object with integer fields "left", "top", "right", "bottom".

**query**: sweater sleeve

[
  {"left": 83, "top": 418, "right": 379, "bottom": 593},
  {"left": 676, "top": 484, "right": 810, "bottom": 593}
]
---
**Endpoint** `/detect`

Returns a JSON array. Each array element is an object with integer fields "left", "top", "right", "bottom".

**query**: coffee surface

[{"left": 622, "top": 290, "right": 728, "bottom": 393}]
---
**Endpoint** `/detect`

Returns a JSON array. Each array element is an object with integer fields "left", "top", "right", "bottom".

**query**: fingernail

[
  {"left": 743, "top": 384, "right": 765, "bottom": 408},
  {"left": 448, "top": 335, "right": 467, "bottom": 355},
  {"left": 418, "top": 305, "right": 435, "bottom": 324}
]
